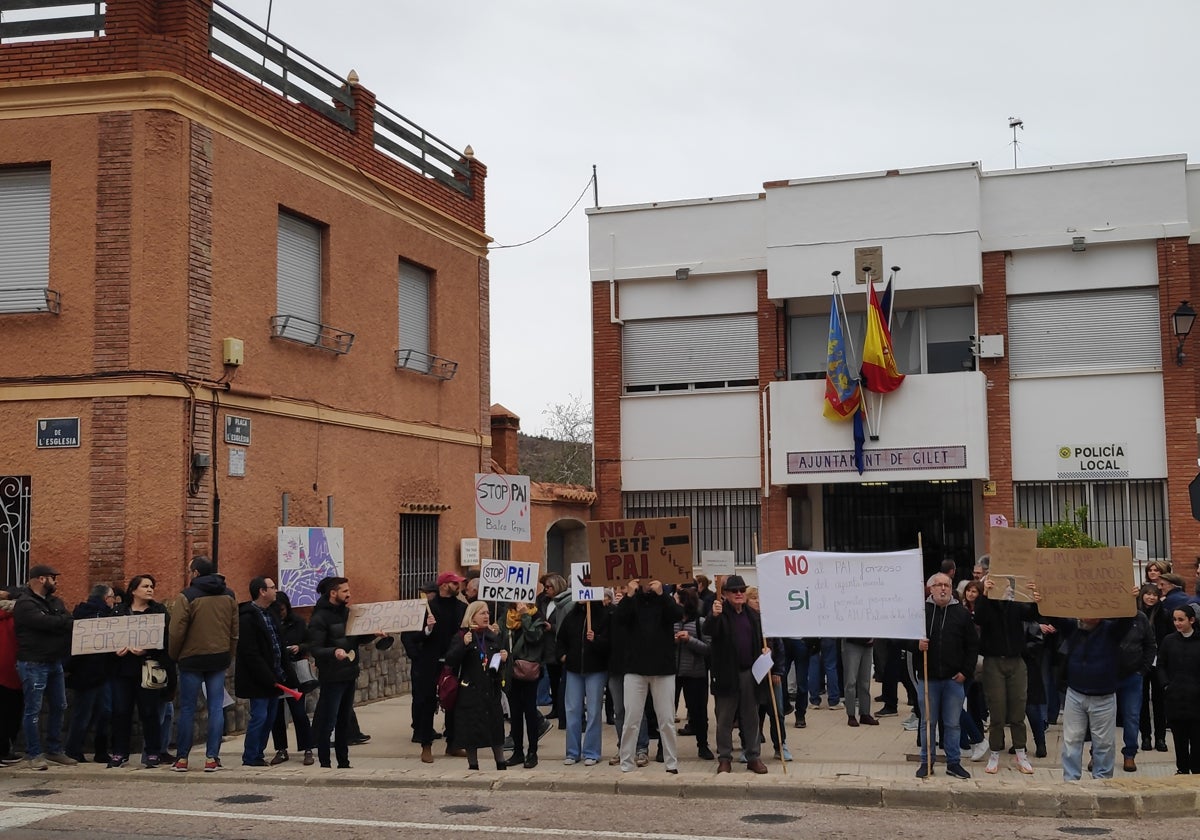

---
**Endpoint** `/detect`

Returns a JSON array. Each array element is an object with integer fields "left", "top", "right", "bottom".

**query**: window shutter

[
  {"left": 0, "top": 167, "right": 51, "bottom": 313},
  {"left": 623, "top": 313, "right": 758, "bottom": 388},
  {"left": 1008, "top": 288, "right": 1160, "bottom": 376},
  {"left": 276, "top": 212, "right": 322, "bottom": 343},
  {"left": 398, "top": 261, "right": 431, "bottom": 356}
]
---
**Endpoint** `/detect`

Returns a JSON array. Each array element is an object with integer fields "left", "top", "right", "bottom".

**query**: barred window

[
  {"left": 622, "top": 488, "right": 760, "bottom": 567},
  {"left": 1014, "top": 480, "right": 1168, "bottom": 561}
]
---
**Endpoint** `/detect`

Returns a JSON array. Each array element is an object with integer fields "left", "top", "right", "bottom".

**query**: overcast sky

[{"left": 227, "top": 0, "right": 1199, "bottom": 436}]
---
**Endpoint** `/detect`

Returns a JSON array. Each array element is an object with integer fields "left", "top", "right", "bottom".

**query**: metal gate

[
  {"left": 822, "top": 480, "right": 975, "bottom": 578},
  {"left": 0, "top": 476, "right": 30, "bottom": 589},
  {"left": 398, "top": 513, "right": 438, "bottom": 599}
]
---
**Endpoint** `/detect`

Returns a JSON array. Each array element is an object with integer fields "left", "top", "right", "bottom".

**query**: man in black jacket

[
  {"left": 63, "top": 583, "right": 116, "bottom": 763},
  {"left": 707, "top": 574, "right": 769, "bottom": 774},
  {"left": 614, "top": 578, "right": 682, "bottom": 774},
  {"left": 13, "top": 564, "right": 76, "bottom": 770},
  {"left": 910, "top": 573, "right": 978, "bottom": 780},
  {"left": 235, "top": 577, "right": 285, "bottom": 767},
  {"left": 412, "top": 572, "right": 466, "bottom": 763}
]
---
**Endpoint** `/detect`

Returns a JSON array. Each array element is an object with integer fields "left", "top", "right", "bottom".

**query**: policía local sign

[
  {"left": 474, "top": 473, "right": 531, "bottom": 542},
  {"left": 1056, "top": 443, "right": 1128, "bottom": 479}
]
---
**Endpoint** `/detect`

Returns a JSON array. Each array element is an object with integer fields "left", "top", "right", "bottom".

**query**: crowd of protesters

[{"left": 4, "top": 553, "right": 1199, "bottom": 782}]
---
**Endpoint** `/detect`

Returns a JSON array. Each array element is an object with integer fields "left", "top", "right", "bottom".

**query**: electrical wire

[{"left": 488, "top": 172, "right": 595, "bottom": 251}]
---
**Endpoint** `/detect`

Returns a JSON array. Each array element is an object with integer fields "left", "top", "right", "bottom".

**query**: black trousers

[
  {"left": 678, "top": 675, "right": 709, "bottom": 748},
  {"left": 1171, "top": 718, "right": 1200, "bottom": 774},
  {"left": 0, "top": 686, "right": 22, "bottom": 755},
  {"left": 411, "top": 660, "right": 439, "bottom": 744}
]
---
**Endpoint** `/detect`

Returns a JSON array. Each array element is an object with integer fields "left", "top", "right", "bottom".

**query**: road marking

[
  {"left": 0, "top": 800, "right": 770, "bottom": 840},
  {"left": 0, "top": 807, "right": 67, "bottom": 830}
]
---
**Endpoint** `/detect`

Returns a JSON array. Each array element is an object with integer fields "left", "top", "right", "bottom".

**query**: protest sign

[
  {"left": 986, "top": 525, "right": 1039, "bottom": 602},
  {"left": 475, "top": 473, "right": 531, "bottom": 542},
  {"left": 586, "top": 517, "right": 693, "bottom": 587},
  {"left": 755, "top": 549, "right": 925, "bottom": 639},
  {"left": 569, "top": 562, "right": 604, "bottom": 602},
  {"left": 699, "top": 550, "right": 736, "bottom": 577},
  {"left": 71, "top": 612, "right": 166, "bottom": 655},
  {"left": 344, "top": 599, "right": 428, "bottom": 636},
  {"left": 480, "top": 559, "right": 539, "bottom": 603},
  {"left": 1029, "top": 546, "right": 1137, "bottom": 619}
]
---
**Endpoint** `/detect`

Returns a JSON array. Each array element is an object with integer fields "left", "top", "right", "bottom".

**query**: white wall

[
  {"left": 981, "top": 156, "right": 1190, "bottom": 251},
  {"left": 618, "top": 272, "right": 757, "bottom": 320},
  {"left": 588, "top": 195, "right": 765, "bottom": 282},
  {"left": 1009, "top": 372, "right": 1167, "bottom": 480},
  {"left": 768, "top": 372, "right": 990, "bottom": 483},
  {"left": 620, "top": 390, "right": 761, "bottom": 491},
  {"left": 1188, "top": 165, "right": 1200, "bottom": 243},
  {"left": 1006, "top": 242, "right": 1159, "bottom": 295}
]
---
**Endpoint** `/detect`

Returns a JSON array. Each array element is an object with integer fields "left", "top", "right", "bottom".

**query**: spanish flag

[
  {"left": 861, "top": 281, "right": 905, "bottom": 393},
  {"left": 823, "top": 297, "right": 861, "bottom": 420}
]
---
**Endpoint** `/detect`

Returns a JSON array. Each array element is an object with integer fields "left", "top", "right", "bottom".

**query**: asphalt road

[{"left": 0, "top": 775, "right": 1197, "bottom": 840}]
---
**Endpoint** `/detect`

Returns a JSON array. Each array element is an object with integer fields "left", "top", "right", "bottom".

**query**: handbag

[
  {"left": 512, "top": 659, "right": 541, "bottom": 682},
  {"left": 292, "top": 657, "right": 319, "bottom": 693},
  {"left": 141, "top": 658, "right": 168, "bottom": 691},
  {"left": 437, "top": 664, "right": 459, "bottom": 711}
]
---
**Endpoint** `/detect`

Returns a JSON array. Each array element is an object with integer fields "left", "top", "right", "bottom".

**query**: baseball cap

[
  {"left": 436, "top": 571, "right": 466, "bottom": 586},
  {"left": 28, "top": 564, "right": 60, "bottom": 578},
  {"left": 418, "top": 580, "right": 438, "bottom": 593}
]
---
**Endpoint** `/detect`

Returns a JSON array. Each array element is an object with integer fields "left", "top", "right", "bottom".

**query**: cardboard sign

[
  {"left": 586, "top": 517, "right": 693, "bottom": 586},
  {"left": 1030, "top": 546, "right": 1137, "bottom": 619},
  {"left": 479, "top": 559, "right": 539, "bottom": 603},
  {"left": 570, "top": 562, "right": 604, "bottom": 602},
  {"left": 986, "top": 525, "right": 1040, "bottom": 602},
  {"left": 755, "top": 549, "right": 926, "bottom": 640},
  {"left": 71, "top": 613, "right": 165, "bottom": 655},
  {"left": 344, "top": 599, "right": 428, "bottom": 636}
]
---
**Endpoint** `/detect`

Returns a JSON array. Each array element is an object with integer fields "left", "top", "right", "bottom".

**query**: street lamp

[{"left": 1173, "top": 301, "right": 1196, "bottom": 366}]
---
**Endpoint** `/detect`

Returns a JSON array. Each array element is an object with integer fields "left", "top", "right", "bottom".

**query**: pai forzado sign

[{"left": 479, "top": 559, "right": 539, "bottom": 603}]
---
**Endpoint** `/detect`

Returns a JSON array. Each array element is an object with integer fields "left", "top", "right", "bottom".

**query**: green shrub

[{"left": 1036, "top": 505, "right": 1105, "bottom": 549}]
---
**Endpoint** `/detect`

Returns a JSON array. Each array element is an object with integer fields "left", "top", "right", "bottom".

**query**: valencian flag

[
  {"left": 861, "top": 281, "right": 905, "bottom": 393},
  {"left": 823, "top": 297, "right": 861, "bottom": 420}
]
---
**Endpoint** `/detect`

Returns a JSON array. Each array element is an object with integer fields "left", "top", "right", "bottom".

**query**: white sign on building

[{"left": 1055, "top": 443, "right": 1128, "bottom": 479}]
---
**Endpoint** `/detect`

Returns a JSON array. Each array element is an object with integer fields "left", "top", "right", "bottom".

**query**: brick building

[
  {"left": 0, "top": 0, "right": 493, "bottom": 605},
  {"left": 589, "top": 156, "right": 1200, "bottom": 585}
]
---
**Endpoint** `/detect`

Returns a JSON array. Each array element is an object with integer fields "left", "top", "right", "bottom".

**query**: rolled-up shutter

[
  {"left": 276, "top": 212, "right": 322, "bottom": 344},
  {"left": 0, "top": 167, "right": 50, "bottom": 313},
  {"left": 623, "top": 313, "right": 757, "bottom": 388},
  {"left": 399, "top": 261, "right": 431, "bottom": 354},
  {"left": 1008, "top": 288, "right": 1160, "bottom": 376}
]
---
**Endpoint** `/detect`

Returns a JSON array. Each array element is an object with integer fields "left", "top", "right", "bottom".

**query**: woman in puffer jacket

[{"left": 673, "top": 587, "right": 712, "bottom": 760}]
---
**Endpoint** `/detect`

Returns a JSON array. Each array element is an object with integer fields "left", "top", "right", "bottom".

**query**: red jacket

[{"left": 0, "top": 604, "right": 20, "bottom": 690}]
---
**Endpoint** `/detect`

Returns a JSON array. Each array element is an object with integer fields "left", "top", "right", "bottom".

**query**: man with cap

[
  {"left": 13, "top": 564, "right": 77, "bottom": 770},
  {"left": 413, "top": 571, "right": 467, "bottom": 762},
  {"left": 706, "top": 574, "right": 769, "bottom": 774}
]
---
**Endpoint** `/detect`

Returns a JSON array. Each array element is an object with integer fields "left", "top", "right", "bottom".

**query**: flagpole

[
  {"left": 831, "top": 272, "right": 860, "bottom": 375},
  {"left": 861, "top": 266, "right": 880, "bottom": 439},
  {"left": 872, "top": 266, "right": 900, "bottom": 440}
]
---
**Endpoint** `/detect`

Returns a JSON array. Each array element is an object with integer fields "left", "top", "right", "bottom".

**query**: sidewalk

[{"left": 8, "top": 691, "right": 1198, "bottom": 818}]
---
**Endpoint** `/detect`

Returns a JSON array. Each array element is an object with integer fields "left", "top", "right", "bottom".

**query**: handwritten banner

[
  {"left": 586, "top": 517, "right": 693, "bottom": 587},
  {"left": 570, "top": 562, "right": 604, "bottom": 602},
  {"left": 986, "top": 525, "right": 1040, "bottom": 601},
  {"left": 344, "top": 599, "right": 428, "bottom": 636},
  {"left": 71, "top": 613, "right": 165, "bottom": 655},
  {"left": 755, "top": 549, "right": 926, "bottom": 640}
]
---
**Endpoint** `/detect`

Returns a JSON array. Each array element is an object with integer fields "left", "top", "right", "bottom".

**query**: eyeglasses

[{"left": 725, "top": 588, "right": 746, "bottom": 594}]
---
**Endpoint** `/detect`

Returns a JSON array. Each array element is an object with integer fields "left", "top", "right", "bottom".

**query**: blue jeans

[
  {"left": 916, "top": 678, "right": 964, "bottom": 766},
  {"left": 1062, "top": 688, "right": 1116, "bottom": 780},
  {"left": 242, "top": 697, "right": 279, "bottom": 764},
  {"left": 65, "top": 680, "right": 111, "bottom": 757},
  {"left": 1116, "top": 673, "right": 1143, "bottom": 758},
  {"left": 808, "top": 639, "right": 840, "bottom": 705},
  {"left": 564, "top": 670, "right": 606, "bottom": 761},
  {"left": 176, "top": 669, "right": 226, "bottom": 760},
  {"left": 780, "top": 638, "right": 809, "bottom": 720},
  {"left": 17, "top": 660, "right": 66, "bottom": 757},
  {"left": 158, "top": 699, "right": 174, "bottom": 754}
]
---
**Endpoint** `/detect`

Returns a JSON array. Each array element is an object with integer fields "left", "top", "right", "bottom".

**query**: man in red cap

[{"left": 411, "top": 571, "right": 466, "bottom": 762}]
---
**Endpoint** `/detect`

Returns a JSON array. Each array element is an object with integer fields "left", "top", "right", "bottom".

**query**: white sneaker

[
  {"left": 563, "top": 757, "right": 577, "bottom": 766},
  {"left": 1014, "top": 749, "right": 1034, "bottom": 774},
  {"left": 583, "top": 758, "right": 598, "bottom": 767},
  {"left": 970, "top": 741, "right": 989, "bottom": 762},
  {"left": 901, "top": 713, "right": 920, "bottom": 731},
  {"left": 985, "top": 751, "right": 1000, "bottom": 774}
]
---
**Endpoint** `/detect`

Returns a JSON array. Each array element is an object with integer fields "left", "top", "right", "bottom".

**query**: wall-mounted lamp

[
  {"left": 675, "top": 267, "right": 690, "bottom": 281},
  {"left": 1071, "top": 236, "right": 1086, "bottom": 252},
  {"left": 1172, "top": 300, "right": 1196, "bottom": 365}
]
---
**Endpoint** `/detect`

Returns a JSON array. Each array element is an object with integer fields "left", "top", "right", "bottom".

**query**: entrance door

[{"left": 822, "top": 480, "right": 974, "bottom": 580}]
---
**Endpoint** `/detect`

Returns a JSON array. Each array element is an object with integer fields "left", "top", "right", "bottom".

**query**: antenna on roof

[{"left": 1008, "top": 117, "right": 1024, "bottom": 169}]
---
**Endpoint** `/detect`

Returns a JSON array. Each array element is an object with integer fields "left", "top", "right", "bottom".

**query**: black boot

[
  {"left": 698, "top": 743, "right": 714, "bottom": 761},
  {"left": 523, "top": 751, "right": 538, "bottom": 769},
  {"left": 505, "top": 751, "right": 526, "bottom": 767}
]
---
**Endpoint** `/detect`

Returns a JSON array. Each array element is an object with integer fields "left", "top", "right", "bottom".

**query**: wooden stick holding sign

[{"left": 763, "top": 640, "right": 787, "bottom": 776}]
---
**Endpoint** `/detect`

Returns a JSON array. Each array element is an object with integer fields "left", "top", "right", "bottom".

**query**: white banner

[
  {"left": 479, "top": 559, "right": 539, "bottom": 603},
  {"left": 344, "top": 599, "right": 429, "bottom": 635},
  {"left": 474, "top": 473, "right": 532, "bottom": 542},
  {"left": 755, "top": 549, "right": 925, "bottom": 640},
  {"left": 71, "top": 613, "right": 166, "bottom": 655}
]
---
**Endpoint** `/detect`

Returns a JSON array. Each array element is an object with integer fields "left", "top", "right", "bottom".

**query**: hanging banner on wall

[{"left": 277, "top": 527, "right": 345, "bottom": 608}]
